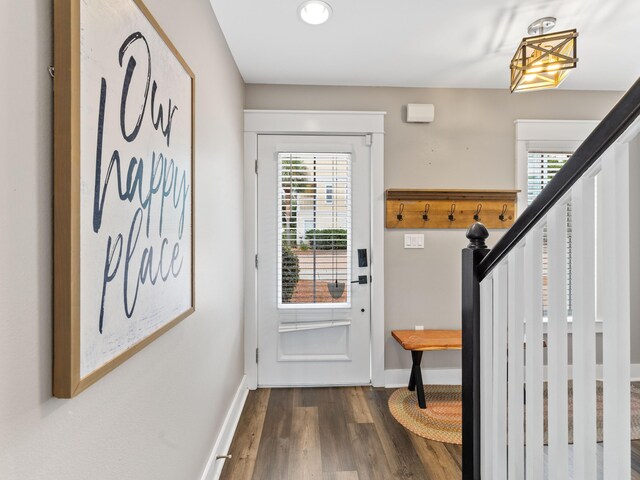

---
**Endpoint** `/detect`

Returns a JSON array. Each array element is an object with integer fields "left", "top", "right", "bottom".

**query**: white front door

[{"left": 257, "top": 135, "right": 371, "bottom": 386}]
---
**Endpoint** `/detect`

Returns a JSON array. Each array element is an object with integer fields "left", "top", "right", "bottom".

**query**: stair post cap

[{"left": 466, "top": 222, "right": 489, "bottom": 249}]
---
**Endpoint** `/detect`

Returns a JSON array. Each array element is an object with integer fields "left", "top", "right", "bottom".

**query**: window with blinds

[
  {"left": 527, "top": 151, "right": 573, "bottom": 317},
  {"left": 277, "top": 153, "right": 352, "bottom": 308}
]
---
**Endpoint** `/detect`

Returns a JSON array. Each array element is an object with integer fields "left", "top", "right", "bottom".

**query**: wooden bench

[{"left": 391, "top": 329, "right": 462, "bottom": 409}]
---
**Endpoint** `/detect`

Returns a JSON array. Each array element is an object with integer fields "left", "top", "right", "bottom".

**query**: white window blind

[
  {"left": 527, "top": 151, "right": 573, "bottom": 316},
  {"left": 277, "top": 153, "right": 352, "bottom": 307}
]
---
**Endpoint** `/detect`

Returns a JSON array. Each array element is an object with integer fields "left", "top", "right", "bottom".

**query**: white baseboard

[
  {"left": 384, "top": 364, "right": 640, "bottom": 389},
  {"left": 384, "top": 368, "right": 461, "bottom": 388},
  {"left": 200, "top": 375, "right": 249, "bottom": 480}
]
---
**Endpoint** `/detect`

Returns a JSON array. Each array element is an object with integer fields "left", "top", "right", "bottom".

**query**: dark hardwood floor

[
  {"left": 630, "top": 441, "right": 640, "bottom": 480},
  {"left": 220, "top": 387, "right": 461, "bottom": 480},
  {"left": 221, "top": 386, "right": 640, "bottom": 479}
]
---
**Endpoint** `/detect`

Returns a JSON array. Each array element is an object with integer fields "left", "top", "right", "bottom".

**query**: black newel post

[{"left": 462, "top": 222, "right": 489, "bottom": 480}]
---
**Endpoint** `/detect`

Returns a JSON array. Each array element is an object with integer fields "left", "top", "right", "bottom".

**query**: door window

[{"left": 277, "top": 153, "right": 352, "bottom": 307}]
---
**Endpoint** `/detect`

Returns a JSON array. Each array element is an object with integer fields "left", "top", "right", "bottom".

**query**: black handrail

[{"left": 477, "top": 76, "right": 640, "bottom": 281}]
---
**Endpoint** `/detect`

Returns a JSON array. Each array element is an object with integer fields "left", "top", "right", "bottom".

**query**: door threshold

[{"left": 257, "top": 382, "right": 373, "bottom": 388}]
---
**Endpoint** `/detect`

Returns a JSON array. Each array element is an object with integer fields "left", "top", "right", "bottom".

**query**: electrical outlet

[{"left": 415, "top": 325, "right": 424, "bottom": 330}]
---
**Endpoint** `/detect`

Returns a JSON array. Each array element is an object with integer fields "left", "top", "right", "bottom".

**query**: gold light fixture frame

[{"left": 510, "top": 28, "right": 578, "bottom": 93}]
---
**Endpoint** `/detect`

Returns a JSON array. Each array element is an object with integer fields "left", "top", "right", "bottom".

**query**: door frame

[{"left": 243, "top": 110, "right": 386, "bottom": 389}]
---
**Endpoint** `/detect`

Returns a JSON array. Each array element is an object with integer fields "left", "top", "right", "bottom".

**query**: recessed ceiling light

[{"left": 298, "top": 1, "right": 332, "bottom": 26}]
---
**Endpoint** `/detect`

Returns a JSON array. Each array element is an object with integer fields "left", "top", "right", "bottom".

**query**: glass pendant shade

[{"left": 510, "top": 29, "right": 578, "bottom": 93}]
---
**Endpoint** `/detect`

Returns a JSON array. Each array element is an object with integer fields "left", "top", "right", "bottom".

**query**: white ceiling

[{"left": 210, "top": 0, "right": 640, "bottom": 91}]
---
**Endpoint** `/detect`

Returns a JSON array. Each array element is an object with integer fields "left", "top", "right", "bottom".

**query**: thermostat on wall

[{"left": 406, "top": 104, "right": 435, "bottom": 123}]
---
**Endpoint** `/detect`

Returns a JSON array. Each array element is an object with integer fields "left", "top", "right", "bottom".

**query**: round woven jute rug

[{"left": 388, "top": 385, "right": 462, "bottom": 444}]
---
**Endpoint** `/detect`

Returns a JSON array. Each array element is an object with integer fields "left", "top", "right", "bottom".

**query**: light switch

[{"left": 404, "top": 234, "right": 424, "bottom": 249}]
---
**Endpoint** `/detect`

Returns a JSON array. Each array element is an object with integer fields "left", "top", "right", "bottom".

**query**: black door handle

[{"left": 351, "top": 275, "right": 368, "bottom": 285}]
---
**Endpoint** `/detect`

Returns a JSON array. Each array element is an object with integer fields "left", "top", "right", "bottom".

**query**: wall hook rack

[
  {"left": 499, "top": 203, "right": 508, "bottom": 222},
  {"left": 473, "top": 203, "right": 482, "bottom": 221},
  {"left": 385, "top": 189, "right": 518, "bottom": 229},
  {"left": 422, "top": 203, "right": 430, "bottom": 221},
  {"left": 448, "top": 203, "right": 456, "bottom": 222}
]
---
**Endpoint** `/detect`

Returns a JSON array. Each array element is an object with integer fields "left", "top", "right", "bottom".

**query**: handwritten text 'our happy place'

[{"left": 92, "top": 32, "right": 190, "bottom": 334}]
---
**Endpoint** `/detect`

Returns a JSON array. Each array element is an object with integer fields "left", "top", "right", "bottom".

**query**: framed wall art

[{"left": 53, "top": 0, "right": 195, "bottom": 397}]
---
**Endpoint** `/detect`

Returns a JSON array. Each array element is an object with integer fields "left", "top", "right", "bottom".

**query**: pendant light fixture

[{"left": 510, "top": 17, "right": 578, "bottom": 93}]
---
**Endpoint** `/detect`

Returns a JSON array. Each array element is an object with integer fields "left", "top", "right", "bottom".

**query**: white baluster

[
  {"left": 525, "top": 226, "right": 544, "bottom": 480},
  {"left": 571, "top": 174, "right": 597, "bottom": 480},
  {"left": 492, "top": 262, "right": 508, "bottom": 480},
  {"left": 480, "top": 275, "right": 494, "bottom": 480},
  {"left": 508, "top": 247, "right": 525, "bottom": 479},
  {"left": 547, "top": 203, "right": 569, "bottom": 480},
  {"left": 599, "top": 146, "right": 631, "bottom": 480}
]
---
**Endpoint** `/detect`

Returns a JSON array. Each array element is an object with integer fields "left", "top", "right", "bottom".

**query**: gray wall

[
  {"left": 630, "top": 135, "right": 640, "bottom": 365},
  {"left": 245, "top": 84, "right": 624, "bottom": 370},
  {"left": 0, "top": 1, "right": 244, "bottom": 479}
]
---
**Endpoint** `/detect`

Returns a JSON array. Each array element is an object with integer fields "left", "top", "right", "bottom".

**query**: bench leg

[{"left": 408, "top": 351, "right": 426, "bottom": 409}]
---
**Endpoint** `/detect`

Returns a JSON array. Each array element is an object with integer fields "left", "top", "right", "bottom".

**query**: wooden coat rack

[{"left": 386, "top": 189, "right": 519, "bottom": 229}]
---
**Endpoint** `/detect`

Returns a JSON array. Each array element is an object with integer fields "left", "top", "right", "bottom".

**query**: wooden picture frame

[{"left": 53, "top": 0, "right": 195, "bottom": 397}]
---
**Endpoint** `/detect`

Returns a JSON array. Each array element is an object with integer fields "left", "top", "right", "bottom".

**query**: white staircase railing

[{"left": 461, "top": 77, "right": 640, "bottom": 480}]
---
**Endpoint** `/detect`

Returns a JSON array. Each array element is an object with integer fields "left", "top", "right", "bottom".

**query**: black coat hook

[
  {"left": 499, "top": 204, "right": 508, "bottom": 222},
  {"left": 422, "top": 203, "right": 430, "bottom": 221},
  {"left": 397, "top": 203, "right": 405, "bottom": 221},
  {"left": 473, "top": 203, "right": 482, "bottom": 221},
  {"left": 448, "top": 203, "right": 456, "bottom": 222}
]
